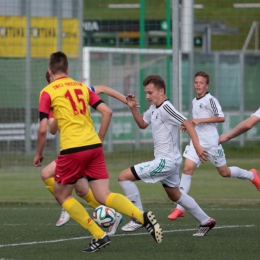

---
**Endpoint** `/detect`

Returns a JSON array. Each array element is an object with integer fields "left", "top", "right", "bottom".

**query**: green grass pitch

[
  {"left": 0, "top": 147, "right": 260, "bottom": 259},
  {"left": 0, "top": 204, "right": 259, "bottom": 260}
]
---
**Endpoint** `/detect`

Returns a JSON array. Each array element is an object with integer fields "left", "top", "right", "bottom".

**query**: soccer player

[
  {"left": 119, "top": 74, "right": 216, "bottom": 236},
  {"left": 34, "top": 52, "right": 163, "bottom": 252},
  {"left": 43, "top": 70, "right": 129, "bottom": 235},
  {"left": 168, "top": 71, "right": 260, "bottom": 220},
  {"left": 218, "top": 108, "right": 260, "bottom": 143}
]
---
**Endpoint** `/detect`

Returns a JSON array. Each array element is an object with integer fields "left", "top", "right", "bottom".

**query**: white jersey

[
  {"left": 191, "top": 92, "right": 224, "bottom": 148},
  {"left": 143, "top": 100, "right": 186, "bottom": 162},
  {"left": 252, "top": 107, "right": 260, "bottom": 118}
]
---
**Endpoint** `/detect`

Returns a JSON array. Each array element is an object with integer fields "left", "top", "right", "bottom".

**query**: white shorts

[
  {"left": 183, "top": 144, "right": 226, "bottom": 168},
  {"left": 133, "top": 158, "right": 181, "bottom": 188}
]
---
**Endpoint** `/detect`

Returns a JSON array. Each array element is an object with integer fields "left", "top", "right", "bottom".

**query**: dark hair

[
  {"left": 143, "top": 75, "right": 166, "bottom": 93},
  {"left": 194, "top": 71, "right": 210, "bottom": 84},
  {"left": 49, "top": 51, "right": 68, "bottom": 74},
  {"left": 45, "top": 70, "right": 50, "bottom": 84}
]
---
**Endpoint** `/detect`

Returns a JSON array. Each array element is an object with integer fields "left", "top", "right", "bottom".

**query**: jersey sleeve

[
  {"left": 39, "top": 91, "right": 51, "bottom": 115},
  {"left": 251, "top": 107, "right": 260, "bottom": 118},
  {"left": 89, "top": 86, "right": 95, "bottom": 92},
  {"left": 161, "top": 103, "right": 186, "bottom": 126},
  {"left": 143, "top": 106, "right": 154, "bottom": 125},
  {"left": 208, "top": 96, "right": 224, "bottom": 117},
  {"left": 88, "top": 87, "right": 102, "bottom": 107}
]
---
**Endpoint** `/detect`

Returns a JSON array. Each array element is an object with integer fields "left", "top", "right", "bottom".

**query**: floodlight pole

[
  {"left": 172, "top": 0, "right": 181, "bottom": 150},
  {"left": 136, "top": 0, "right": 145, "bottom": 149},
  {"left": 25, "top": 0, "right": 31, "bottom": 154},
  {"left": 139, "top": 0, "right": 145, "bottom": 114},
  {"left": 172, "top": 0, "right": 179, "bottom": 111},
  {"left": 55, "top": 0, "right": 63, "bottom": 154},
  {"left": 57, "top": 0, "right": 62, "bottom": 51},
  {"left": 181, "top": 0, "right": 194, "bottom": 117},
  {"left": 166, "top": 0, "right": 171, "bottom": 99}
]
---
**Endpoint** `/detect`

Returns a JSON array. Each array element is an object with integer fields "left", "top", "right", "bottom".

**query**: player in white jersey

[
  {"left": 119, "top": 74, "right": 216, "bottom": 236},
  {"left": 168, "top": 71, "right": 260, "bottom": 220},
  {"left": 219, "top": 108, "right": 260, "bottom": 143}
]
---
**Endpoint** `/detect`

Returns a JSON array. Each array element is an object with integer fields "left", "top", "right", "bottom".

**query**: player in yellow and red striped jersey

[
  {"left": 33, "top": 51, "right": 162, "bottom": 252},
  {"left": 42, "top": 71, "right": 127, "bottom": 235}
]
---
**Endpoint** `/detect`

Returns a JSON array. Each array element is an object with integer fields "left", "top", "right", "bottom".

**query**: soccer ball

[{"left": 93, "top": 205, "right": 117, "bottom": 228}]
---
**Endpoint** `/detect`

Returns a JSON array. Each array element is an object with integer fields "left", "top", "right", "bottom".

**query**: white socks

[
  {"left": 229, "top": 166, "right": 254, "bottom": 180},
  {"left": 176, "top": 192, "right": 210, "bottom": 225},
  {"left": 119, "top": 180, "right": 144, "bottom": 211},
  {"left": 177, "top": 173, "right": 192, "bottom": 212}
]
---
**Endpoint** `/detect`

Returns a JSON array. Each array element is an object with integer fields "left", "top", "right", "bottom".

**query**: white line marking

[
  {"left": 0, "top": 225, "right": 254, "bottom": 248},
  {"left": 0, "top": 207, "right": 260, "bottom": 211}
]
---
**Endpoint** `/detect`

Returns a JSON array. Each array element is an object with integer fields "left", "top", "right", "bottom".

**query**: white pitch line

[
  {"left": 0, "top": 225, "right": 254, "bottom": 248},
  {"left": 0, "top": 207, "right": 260, "bottom": 211}
]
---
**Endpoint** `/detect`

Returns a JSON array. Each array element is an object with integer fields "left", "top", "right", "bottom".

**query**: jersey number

[{"left": 65, "top": 89, "right": 87, "bottom": 115}]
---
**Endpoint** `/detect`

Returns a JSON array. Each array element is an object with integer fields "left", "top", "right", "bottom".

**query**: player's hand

[
  {"left": 126, "top": 94, "right": 138, "bottom": 108},
  {"left": 33, "top": 154, "right": 44, "bottom": 167},
  {"left": 218, "top": 133, "right": 230, "bottom": 144},
  {"left": 179, "top": 125, "right": 187, "bottom": 133},
  {"left": 193, "top": 144, "right": 207, "bottom": 163}
]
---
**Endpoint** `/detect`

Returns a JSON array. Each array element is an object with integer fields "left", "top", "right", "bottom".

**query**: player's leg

[
  {"left": 208, "top": 146, "right": 260, "bottom": 191},
  {"left": 90, "top": 178, "right": 162, "bottom": 243},
  {"left": 74, "top": 177, "right": 122, "bottom": 236},
  {"left": 74, "top": 178, "right": 100, "bottom": 208},
  {"left": 41, "top": 160, "right": 56, "bottom": 194},
  {"left": 88, "top": 147, "right": 163, "bottom": 244},
  {"left": 217, "top": 165, "right": 260, "bottom": 191},
  {"left": 56, "top": 177, "right": 100, "bottom": 228},
  {"left": 163, "top": 174, "right": 216, "bottom": 237},
  {"left": 41, "top": 160, "right": 71, "bottom": 227},
  {"left": 118, "top": 167, "right": 144, "bottom": 231},
  {"left": 55, "top": 181, "right": 109, "bottom": 251},
  {"left": 55, "top": 153, "right": 110, "bottom": 253},
  {"left": 168, "top": 144, "right": 199, "bottom": 220}
]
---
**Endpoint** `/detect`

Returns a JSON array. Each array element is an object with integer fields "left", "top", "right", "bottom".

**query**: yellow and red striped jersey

[{"left": 39, "top": 77, "right": 102, "bottom": 151}]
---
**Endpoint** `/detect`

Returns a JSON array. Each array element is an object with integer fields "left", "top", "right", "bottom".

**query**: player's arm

[
  {"left": 48, "top": 118, "right": 58, "bottom": 135},
  {"left": 93, "top": 85, "right": 127, "bottom": 104},
  {"left": 95, "top": 102, "right": 113, "bottom": 142},
  {"left": 192, "top": 97, "right": 225, "bottom": 126},
  {"left": 34, "top": 91, "right": 51, "bottom": 167},
  {"left": 182, "top": 119, "right": 207, "bottom": 163},
  {"left": 34, "top": 114, "right": 48, "bottom": 167},
  {"left": 126, "top": 94, "right": 148, "bottom": 129},
  {"left": 191, "top": 116, "right": 224, "bottom": 126},
  {"left": 89, "top": 89, "right": 112, "bottom": 142},
  {"left": 48, "top": 112, "right": 58, "bottom": 135},
  {"left": 219, "top": 115, "right": 260, "bottom": 144}
]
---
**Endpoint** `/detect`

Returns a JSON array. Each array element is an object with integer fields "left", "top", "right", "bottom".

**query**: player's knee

[
  {"left": 118, "top": 172, "right": 126, "bottom": 182},
  {"left": 220, "top": 172, "right": 230, "bottom": 177},
  {"left": 183, "top": 167, "right": 194, "bottom": 175},
  {"left": 216, "top": 165, "right": 231, "bottom": 178},
  {"left": 118, "top": 168, "right": 134, "bottom": 182},
  {"left": 218, "top": 169, "right": 230, "bottom": 177},
  {"left": 75, "top": 188, "right": 88, "bottom": 198},
  {"left": 168, "top": 191, "right": 181, "bottom": 202},
  {"left": 41, "top": 168, "right": 51, "bottom": 181}
]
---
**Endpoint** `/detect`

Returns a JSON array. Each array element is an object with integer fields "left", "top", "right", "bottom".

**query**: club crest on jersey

[{"left": 199, "top": 103, "right": 204, "bottom": 108}]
